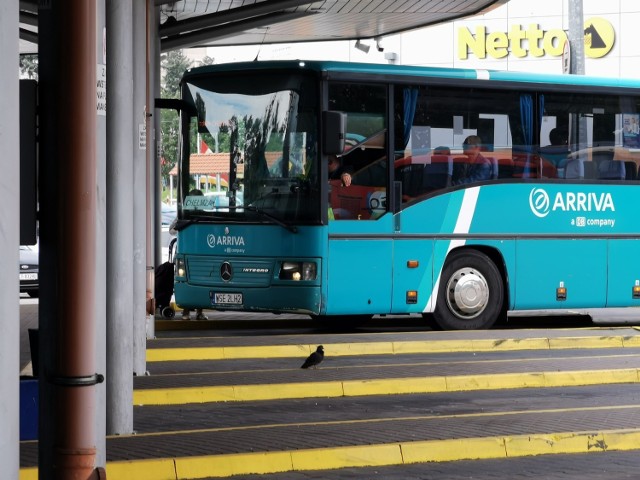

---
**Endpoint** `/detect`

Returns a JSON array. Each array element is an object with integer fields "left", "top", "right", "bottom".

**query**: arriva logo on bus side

[
  {"left": 207, "top": 233, "right": 246, "bottom": 249},
  {"left": 529, "top": 188, "right": 615, "bottom": 218}
]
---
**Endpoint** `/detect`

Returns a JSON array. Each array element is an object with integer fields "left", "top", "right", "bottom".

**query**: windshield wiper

[
  {"left": 173, "top": 214, "right": 230, "bottom": 231},
  {"left": 244, "top": 206, "right": 298, "bottom": 234}
]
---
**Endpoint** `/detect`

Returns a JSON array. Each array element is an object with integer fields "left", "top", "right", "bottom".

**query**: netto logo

[{"left": 529, "top": 188, "right": 550, "bottom": 218}]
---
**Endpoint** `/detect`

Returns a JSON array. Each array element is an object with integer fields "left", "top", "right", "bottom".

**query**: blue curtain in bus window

[
  {"left": 520, "top": 94, "right": 533, "bottom": 146},
  {"left": 518, "top": 94, "right": 535, "bottom": 177},
  {"left": 403, "top": 88, "right": 419, "bottom": 148}
]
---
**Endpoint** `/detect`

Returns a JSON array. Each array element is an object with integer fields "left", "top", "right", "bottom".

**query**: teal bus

[{"left": 164, "top": 60, "right": 640, "bottom": 329}]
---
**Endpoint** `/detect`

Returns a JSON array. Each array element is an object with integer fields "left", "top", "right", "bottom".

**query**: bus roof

[{"left": 183, "top": 59, "right": 640, "bottom": 91}]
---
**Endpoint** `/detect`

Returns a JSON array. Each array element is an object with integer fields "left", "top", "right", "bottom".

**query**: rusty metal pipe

[{"left": 53, "top": 0, "right": 99, "bottom": 477}]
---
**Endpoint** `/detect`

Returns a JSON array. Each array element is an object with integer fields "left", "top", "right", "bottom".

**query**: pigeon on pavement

[{"left": 301, "top": 345, "right": 324, "bottom": 369}]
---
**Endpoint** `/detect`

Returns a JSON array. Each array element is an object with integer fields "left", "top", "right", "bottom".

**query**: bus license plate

[{"left": 213, "top": 293, "right": 243, "bottom": 305}]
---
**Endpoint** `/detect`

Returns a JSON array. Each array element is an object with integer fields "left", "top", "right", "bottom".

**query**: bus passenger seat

[
  {"left": 564, "top": 158, "right": 584, "bottom": 179},
  {"left": 624, "top": 161, "right": 637, "bottom": 180},
  {"left": 399, "top": 163, "right": 424, "bottom": 198},
  {"left": 598, "top": 160, "right": 626, "bottom": 180},
  {"left": 583, "top": 160, "right": 597, "bottom": 179},
  {"left": 422, "top": 155, "right": 452, "bottom": 192}
]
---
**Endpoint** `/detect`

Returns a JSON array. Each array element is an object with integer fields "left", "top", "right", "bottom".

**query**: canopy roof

[{"left": 19, "top": 0, "right": 508, "bottom": 53}]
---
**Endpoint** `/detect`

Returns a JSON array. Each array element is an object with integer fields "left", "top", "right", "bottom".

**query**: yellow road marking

[
  {"left": 22, "top": 428, "right": 640, "bottom": 479},
  {"left": 146, "top": 335, "right": 640, "bottom": 362},
  {"left": 133, "top": 368, "right": 640, "bottom": 405}
]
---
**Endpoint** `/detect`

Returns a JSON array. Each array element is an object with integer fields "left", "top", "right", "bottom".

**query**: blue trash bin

[{"left": 20, "top": 378, "right": 38, "bottom": 441}]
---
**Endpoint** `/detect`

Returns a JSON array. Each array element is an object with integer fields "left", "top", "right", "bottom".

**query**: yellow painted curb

[
  {"left": 106, "top": 458, "right": 177, "bottom": 480},
  {"left": 622, "top": 335, "right": 640, "bottom": 347},
  {"left": 505, "top": 431, "right": 605, "bottom": 457},
  {"left": 446, "top": 372, "right": 546, "bottom": 391},
  {"left": 146, "top": 334, "right": 640, "bottom": 362},
  {"left": 176, "top": 451, "right": 293, "bottom": 478},
  {"left": 543, "top": 368, "right": 639, "bottom": 387},
  {"left": 402, "top": 436, "right": 506, "bottom": 463},
  {"left": 603, "top": 428, "right": 640, "bottom": 452},
  {"left": 134, "top": 381, "right": 344, "bottom": 405},
  {"left": 18, "top": 467, "right": 37, "bottom": 480},
  {"left": 548, "top": 336, "right": 624, "bottom": 349},
  {"left": 133, "top": 368, "right": 640, "bottom": 405},
  {"left": 291, "top": 443, "right": 403, "bottom": 471},
  {"left": 342, "top": 376, "right": 448, "bottom": 396},
  {"left": 26, "top": 428, "right": 640, "bottom": 479}
]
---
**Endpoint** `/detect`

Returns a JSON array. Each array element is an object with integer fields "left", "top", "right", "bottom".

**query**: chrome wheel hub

[{"left": 445, "top": 267, "right": 489, "bottom": 319}]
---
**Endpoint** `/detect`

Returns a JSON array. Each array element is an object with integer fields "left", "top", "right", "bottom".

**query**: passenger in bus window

[
  {"left": 540, "top": 127, "right": 569, "bottom": 177},
  {"left": 328, "top": 155, "right": 352, "bottom": 186},
  {"left": 452, "top": 135, "right": 492, "bottom": 185}
]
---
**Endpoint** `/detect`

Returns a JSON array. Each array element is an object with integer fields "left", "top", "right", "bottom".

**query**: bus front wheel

[{"left": 433, "top": 249, "right": 503, "bottom": 330}]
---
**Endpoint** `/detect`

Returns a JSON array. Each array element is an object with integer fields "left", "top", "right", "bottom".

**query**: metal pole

[
  {"left": 0, "top": 0, "right": 20, "bottom": 477},
  {"left": 145, "top": 1, "right": 159, "bottom": 335},
  {"left": 568, "top": 0, "right": 587, "bottom": 157},
  {"left": 153, "top": 16, "right": 163, "bottom": 278},
  {"left": 568, "top": 0, "right": 585, "bottom": 75},
  {"left": 94, "top": 0, "right": 108, "bottom": 468},
  {"left": 106, "top": 0, "right": 134, "bottom": 434},
  {"left": 133, "top": 0, "right": 150, "bottom": 376},
  {"left": 41, "top": 1, "right": 102, "bottom": 477}
]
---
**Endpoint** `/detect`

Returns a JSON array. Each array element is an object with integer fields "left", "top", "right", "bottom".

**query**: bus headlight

[
  {"left": 175, "top": 258, "right": 186, "bottom": 278},
  {"left": 279, "top": 261, "right": 317, "bottom": 281}
]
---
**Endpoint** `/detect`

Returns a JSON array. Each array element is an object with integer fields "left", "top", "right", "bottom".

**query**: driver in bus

[
  {"left": 452, "top": 135, "right": 492, "bottom": 185},
  {"left": 328, "top": 154, "right": 352, "bottom": 186}
]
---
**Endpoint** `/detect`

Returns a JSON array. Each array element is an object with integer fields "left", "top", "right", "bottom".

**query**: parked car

[
  {"left": 161, "top": 203, "right": 177, "bottom": 225},
  {"left": 20, "top": 244, "right": 39, "bottom": 298}
]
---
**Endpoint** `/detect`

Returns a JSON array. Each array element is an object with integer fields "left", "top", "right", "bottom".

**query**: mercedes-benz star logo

[{"left": 220, "top": 261, "right": 233, "bottom": 282}]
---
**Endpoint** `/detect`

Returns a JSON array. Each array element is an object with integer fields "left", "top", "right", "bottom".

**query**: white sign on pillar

[
  {"left": 97, "top": 64, "right": 107, "bottom": 116},
  {"left": 139, "top": 123, "right": 146, "bottom": 150}
]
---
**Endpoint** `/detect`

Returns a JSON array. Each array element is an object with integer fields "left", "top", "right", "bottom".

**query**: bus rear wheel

[{"left": 433, "top": 249, "right": 503, "bottom": 330}]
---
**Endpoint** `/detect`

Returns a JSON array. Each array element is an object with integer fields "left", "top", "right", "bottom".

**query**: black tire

[
  {"left": 162, "top": 306, "right": 175, "bottom": 319},
  {"left": 433, "top": 249, "right": 503, "bottom": 330}
]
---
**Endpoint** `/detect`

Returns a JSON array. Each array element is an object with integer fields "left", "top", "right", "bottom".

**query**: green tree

[
  {"left": 199, "top": 55, "right": 215, "bottom": 66},
  {"left": 160, "top": 50, "right": 192, "bottom": 179},
  {"left": 19, "top": 54, "right": 39, "bottom": 80}
]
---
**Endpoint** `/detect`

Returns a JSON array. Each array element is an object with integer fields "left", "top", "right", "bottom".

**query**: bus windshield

[{"left": 178, "top": 71, "right": 321, "bottom": 226}]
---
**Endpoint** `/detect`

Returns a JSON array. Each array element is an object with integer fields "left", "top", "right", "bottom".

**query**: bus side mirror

[
  {"left": 323, "top": 111, "right": 346, "bottom": 155},
  {"left": 155, "top": 98, "right": 197, "bottom": 117}
]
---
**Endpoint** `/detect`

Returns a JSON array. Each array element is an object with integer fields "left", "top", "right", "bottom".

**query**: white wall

[{"left": 186, "top": 0, "right": 640, "bottom": 79}]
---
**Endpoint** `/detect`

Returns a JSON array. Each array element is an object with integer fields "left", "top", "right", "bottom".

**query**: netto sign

[{"left": 458, "top": 18, "right": 615, "bottom": 60}]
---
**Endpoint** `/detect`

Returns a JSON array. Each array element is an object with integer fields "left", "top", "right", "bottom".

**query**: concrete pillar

[
  {"left": 133, "top": 0, "right": 149, "bottom": 375},
  {"left": 0, "top": 1, "right": 20, "bottom": 478},
  {"left": 106, "top": 0, "right": 135, "bottom": 434}
]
